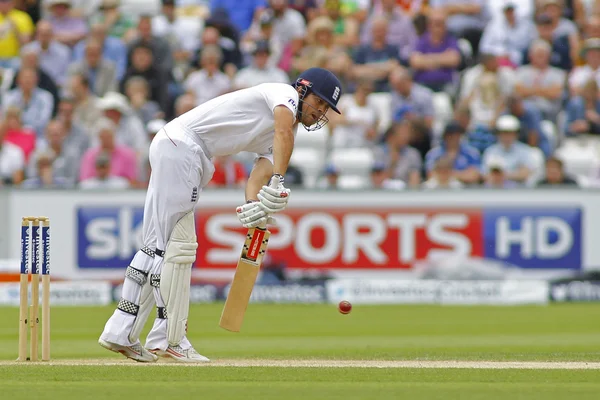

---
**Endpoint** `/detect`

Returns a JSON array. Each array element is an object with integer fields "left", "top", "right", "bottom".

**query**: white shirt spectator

[
  {"left": 2, "top": 88, "right": 54, "bottom": 137},
  {"left": 79, "top": 176, "right": 130, "bottom": 189},
  {"left": 479, "top": 16, "right": 536, "bottom": 66},
  {"left": 332, "top": 94, "right": 378, "bottom": 148},
  {"left": 482, "top": 141, "right": 536, "bottom": 176},
  {"left": 22, "top": 41, "right": 72, "bottom": 86},
  {"left": 485, "top": 0, "right": 534, "bottom": 23},
  {"left": 0, "top": 142, "right": 25, "bottom": 182},
  {"left": 569, "top": 65, "right": 600, "bottom": 94},
  {"left": 152, "top": 15, "right": 203, "bottom": 53},
  {"left": 184, "top": 69, "right": 231, "bottom": 106}
]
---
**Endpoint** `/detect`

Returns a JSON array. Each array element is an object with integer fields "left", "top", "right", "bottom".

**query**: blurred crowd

[{"left": 0, "top": 0, "right": 599, "bottom": 190}]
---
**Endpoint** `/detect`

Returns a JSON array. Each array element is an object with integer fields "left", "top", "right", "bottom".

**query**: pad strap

[
  {"left": 125, "top": 266, "right": 148, "bottom": 286},
  {"left": 150, "top": 274, "right": 161, "bottom": 288},
  {"left": 157, "top": 307, "right": 167, "bottom": 319},
  {"left": 117, "top": 298, "right": 139, "bottom": 316}
]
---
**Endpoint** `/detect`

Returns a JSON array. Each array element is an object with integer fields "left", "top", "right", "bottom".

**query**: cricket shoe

[
  {"left": 150, "top": 345, "right": 211, "bottom": 363},
  {"left": 98, "top": 338, "right": 158, "bottom": 363}
]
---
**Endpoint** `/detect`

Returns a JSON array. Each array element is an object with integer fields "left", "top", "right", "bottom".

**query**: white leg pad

[{"left": 159, "top": 211, "right": 197, "bottom": 346}]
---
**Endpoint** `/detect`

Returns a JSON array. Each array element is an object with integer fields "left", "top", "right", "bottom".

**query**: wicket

[{"left": 18, "top": 216, "right": 51, "bottom": 362}]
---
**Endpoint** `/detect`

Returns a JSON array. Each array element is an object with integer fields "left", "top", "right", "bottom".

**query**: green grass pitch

[{"left": 1, "top": 303, "right": 600, "bottom": 399}]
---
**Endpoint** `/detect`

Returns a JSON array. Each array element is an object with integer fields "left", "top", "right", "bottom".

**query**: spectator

[
  {"left": 20, "top": 150, "right": 72, "bottom": 188},
  {"left": 79, "top": 150, "right": 131, "bottom": 189},
  {"left": 174, "top": 93, "right": 195, "bottom": 117},
  {"left": 97, "top": 91, "right": 148, "bottom": 155},
  {"left": 409, "top": 9, "right": 461, "bottom": 93},
  {"left": 27, "top": 118, "right": 82, "bottom": 184},
  {"left": 456, "top": 103, "right": 496, "bottom": 154},
  {"left": 68, "top": 73, "right": 102, "bottom": 133},
  {"left": 0, "top": 120, "right": 25, "bottom": 185},
  {"left": 524, "top": 13, "right": 571, "bottom": 71},
  {"left": 90, "top": 0, "right": 137, "bottom": 42},
  {"left": 458, "top": 52, "right": 515, "bottom": 129},
  {"left": 577, "top": 15, "right": 600, "bottom": 66},
  {"left": 351, "top": 16, "right": 399, "bottom": 93},
  {"left": 123, "top": 76, "right": 163, "bottom": 126},
  {"left": 10, "top": 47, "right": 60, "bottom": 116},
  {"left": 240, "top": 10, "right": 283, "bottom": 68},
  {"left": 389, "top": 65, "right": 434, "bottom": 131},
  {"left": 505, "top": 95, "right": 551, "bottom": 157},
  {"left": 233, "top": 40, "right": 289, "bottom": 89},
  {"left": 482, "top": 115, "right": 536, "bottom": 186},
  {"left": 316, "top": 163, "right": 339, "bottom": 189},
  {"left": 422, "top": 156, "right": 464, "bottom": 189},
  {"left": 184, "top": 45, "right": 232, "bottom": 106},
  {"left": 320, "top": 0, "right": 360, "bottom": 48},
  {"left": 537, "top": 156, "right": 579, "bottom": 186},
  {"left": 208, "top": 1, "right": 264, "bottom": 35},
  {"left": 373, "top": 120, "right": 423, "bottom": 188},
  {"left": 208, "top": 155, "right": 247, "bottom": 188},
  {"left": 329, "top": 79, "right": 379, "bottom": 148},
  {"left": 137, "top": 118, "right": 166, "bottom": 188},
  {"left": 284, "top": 163, "right": 304, "bottom": 187},
  {"left": 21, "top": 19, "right": 71, "bottom": 86},
  {"left": 564, "top": 78, "right": 600, "bottom": 136},
  {"left": 153, "top": 0, "right": 203, "bottom": 55},
  {"left": 3, "top": 67, "right": 54, "bottom": 137},
  {"left": 72, "top": 21, "right": 127, "bottom": 81},
  {"left": 429, "top": 0, "right": 488, "bottom": 58},
  {"left": 127, "top": 15, "right": 174, "bottom": 72},
  {"left": 56, "top": 96, "right": 91, "bottom": 155},
  {"left": 537, "top": 0, "right": 579, "bottom": 66},
  {"left": 195, "top": 25, "right": 243, "bottom": 79},
  {"left": 79, "top": 117, "right": 137, "bottom": 184},
  {"left": 478, "top": 3, "right": 536, "bottom": 67},
  {"left": 370, "top": 161, "right": 406, "bottom": 190},
  {"left": 1, "top": 106, "right": 36, "bottom": 162},
  {"left": 425, "top": 121, "right": 481, "bottom": 185},
  {"left": 359, "top": 0, "right": 417, "bottom": 63},
  {"left": 0, "top": 0, "right": 34, "bottom": 70},
  {"left": 120, "top": 43, "right": 169, "bottom": 112},
  {"left": 263, "top": 0, "right": 307, "bottom": 57},
  {"left": 45, "top": 0, "right": 88, "bottom": 47},
  {"left": 514, "top": 39, "right": 567, "bottom": 122},
  {"left": 483, "top": 156, "right": 519, "bottom": 188},
  {"left": 67, "top": 38, "right": 118, "bottom": 97},
  {"left": 569, "top": 38, "right": 600, "bottom": 96}
]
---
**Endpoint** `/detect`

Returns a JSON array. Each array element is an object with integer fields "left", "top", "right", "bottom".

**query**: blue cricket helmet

[{"left": 293, "top": 68, "right": 342, "bottom": 114}]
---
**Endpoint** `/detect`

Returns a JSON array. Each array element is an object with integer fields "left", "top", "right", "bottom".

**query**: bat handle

[{"left": 270, "top": 173, "right": 283, "bottom": 189}]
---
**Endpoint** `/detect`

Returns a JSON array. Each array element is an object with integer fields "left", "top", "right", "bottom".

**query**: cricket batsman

[{"left": 98, "top": 67, "right": 342, "bottom": 363}]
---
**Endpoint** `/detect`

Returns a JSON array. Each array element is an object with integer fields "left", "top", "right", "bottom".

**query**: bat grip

[{"left": 270, "top": 173, "right": 283, "bottom": 189}]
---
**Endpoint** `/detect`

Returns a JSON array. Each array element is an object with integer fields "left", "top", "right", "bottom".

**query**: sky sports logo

[{"left": 77, "top": 206, "right": 583, "bottom": 270}]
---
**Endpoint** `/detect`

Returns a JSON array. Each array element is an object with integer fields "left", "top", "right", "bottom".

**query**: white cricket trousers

[{"left": 100, "top": 121, "right": 214, "bottom": 350}]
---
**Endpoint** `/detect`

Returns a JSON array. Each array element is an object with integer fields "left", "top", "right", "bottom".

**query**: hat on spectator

[
  {"left": 95, "top": 152, "right": 111, "bottom": 167},
  {"left": 253, "top": 40, "right": 271, "bottom": 55},
  {"left": 371, "top": 161, "right": 386, "bottom": 173},
  {"left": 443, "top": 121, "right": 465, "bottom": 137},
  {"left": 99, "top": 92, "right": 130, "bottom": 114},
  {"left": 495, "top": 115, "right": 521, "bottom": 132},
  {"left": 147, "top": 119, "right": 166, "bottom": 135}
]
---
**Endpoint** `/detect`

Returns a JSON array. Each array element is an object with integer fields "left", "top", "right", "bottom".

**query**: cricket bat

[{"left": 219, "top": 225, "right": 271, "bottom": 332}]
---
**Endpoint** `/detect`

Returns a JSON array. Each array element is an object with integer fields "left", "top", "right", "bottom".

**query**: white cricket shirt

[{"left": 174, "top": 83, "right": 299, "bottom": 161}]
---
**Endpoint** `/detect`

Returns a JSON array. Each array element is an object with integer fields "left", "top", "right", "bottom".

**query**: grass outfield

[{"left": 1, "top": 303, "right": 600, "bottom": 399}]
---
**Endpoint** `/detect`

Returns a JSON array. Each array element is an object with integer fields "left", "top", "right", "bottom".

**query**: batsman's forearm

[
  {"left": 272, "top": 128, "right": 294, "bottom": 176},
  {"left": 245, "top": 157, "right": 273, "bottom": 201}
]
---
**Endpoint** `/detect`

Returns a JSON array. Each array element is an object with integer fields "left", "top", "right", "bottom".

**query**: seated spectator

[
  {"left": 351, "top": 16, "right": 399, "bottom": 93},
  {"left": 72, "top": 21, "right": 127, "bottom": 81},
  {"left": 136, "top": 118, "right": 166, "bottom": 188},
  {"left": 389, "top": 65, "right": 434, "bottom": 131},
  {"left": 68, "top": 73, "right": 103, "bottom": 134},
  {"left": 21, "top": 20, "right": 71, "bottom": 86},
  {"left": 90, "top": 0, "right": 137, "bottom": 42},
  {"left": 79, "top": 118, "right": 137, "bottom": 184},
  {"left": 123, "top": 77, "right": 163, "bottom": 126},
  {"left": 152, "top": 0, "right": 203, "bottom": 58},
  {"left": 370, "top": 161, "right": 407, "bottom": 190},
  {"left": 45, "top": 0, "right": 88, "bottom": 47},
  {"left": 483, "top": 156, "right": 519, "bottom": 188},
  {"left": 409, "top": 9, "right": 461, "bottom": 93},
  {"left": 67, "top": 38, "right": 118, "bottom": 97},
  {"left": 174, "top": 93, "right": 196, "bottom": 117},
  {"left": 127, "top": 15, "right": 174, "bottom": 73},
  {"left": 568, "top": 38, "right": 600, "bottom": 96},
  {"left": 0, "top": 121, "right": 25, "bottom": 185},
  {"left": 454, "top": 103, "right": 496, "bottom": 154},
  {"left": 478, "top": 3, "right": 536, "bottom": 67},
  {"left": 207, "top": 155, "right": 247, "bottom": 188},
  {"left": 98, "top": 92, "right": 148, "bottom": 158},
  {"left": 537, "top": 156, "right": 579, "bottom": 186},
  {"left": 20, "top": 150, "right": 72, "bottom": 189},
  {"left": 564, "top": 78, "right": 600, "bottom": 136},
  {"left": 422, "top": 156, "right": 464, "bottom": 189},
  {"left": 459, "top": 52, "right": 515, "bottom": 129},
  {"left": 482, "top": 115, "right": 536, "bottom": 186},
  {"left": 360, "top": 0, "right": 417, "bottom": 63},
  {"left": 284, "top": 163, "right": 304, "bottom": 187},
  {"left": 425, "top": 121, "right": 481, "bottom": 185},
  {"left": 3, "top": 67, "right": 54, "bottom": 137},
  {"left": 523, "top": 13, "right": 571, "bottom": 71},
  {"left": 79, "top": 151, "right": 131, "bottom": 189},
  {"left": 505, "top": 95, "right": 551, "bottom": 157},
  {"left": 195, "top": 25, "right": 243, "bottom": 79},
  {"left": 120, "top": 44, "right": 169, "bottom": 112},
  {"left": 316, "top": 164, "right": 340, "bottom": 189},
  {"left": 576, "top": 15, "right": 600, "bottom": 66},
  {"left": 184, "top": 45, "right": 232, "bottom": 106},
  {"left": 329, "top": 79, "right": 379, "bottom": 148},
  {"left": 515, "top": 39, "right": 567, "bottom": 122},
  {"left": 233, "top": 40, "right": 289, "bottom": 89},
  {"left": 240, "top": 11, "right": 283, "bottom": 69},
  {"left": 373, "top": 120, "right": 422, "bottom": 187},
  {"left": 0, "top": 0, "right": 34, "bottom": 70},
  {"left": 27, "top": 118, "right": 83, "bottom": 184},
  {"left": 1, "top": 107, "right": 36, "bottom": 162},
  {"left": 537, "top": 0, "right": 579, "bottom": 66},
  {"left": 56, "top": 96, "right": 91, "bottom": 154},
  {"left": 320, "top": 0, "right": 360, "bottom": 48}
]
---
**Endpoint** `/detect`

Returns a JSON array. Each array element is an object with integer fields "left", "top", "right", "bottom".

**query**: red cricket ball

[{"left": 338, "top": 300, "right": 352, "bottom": 314}]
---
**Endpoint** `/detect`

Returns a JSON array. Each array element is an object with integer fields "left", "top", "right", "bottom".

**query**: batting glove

[
  {"left": 258, "top": 174, "right": 290, "bottom": 213},
  {"left": 236, "top": 201, "right": 276, "bottom": 229}
]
